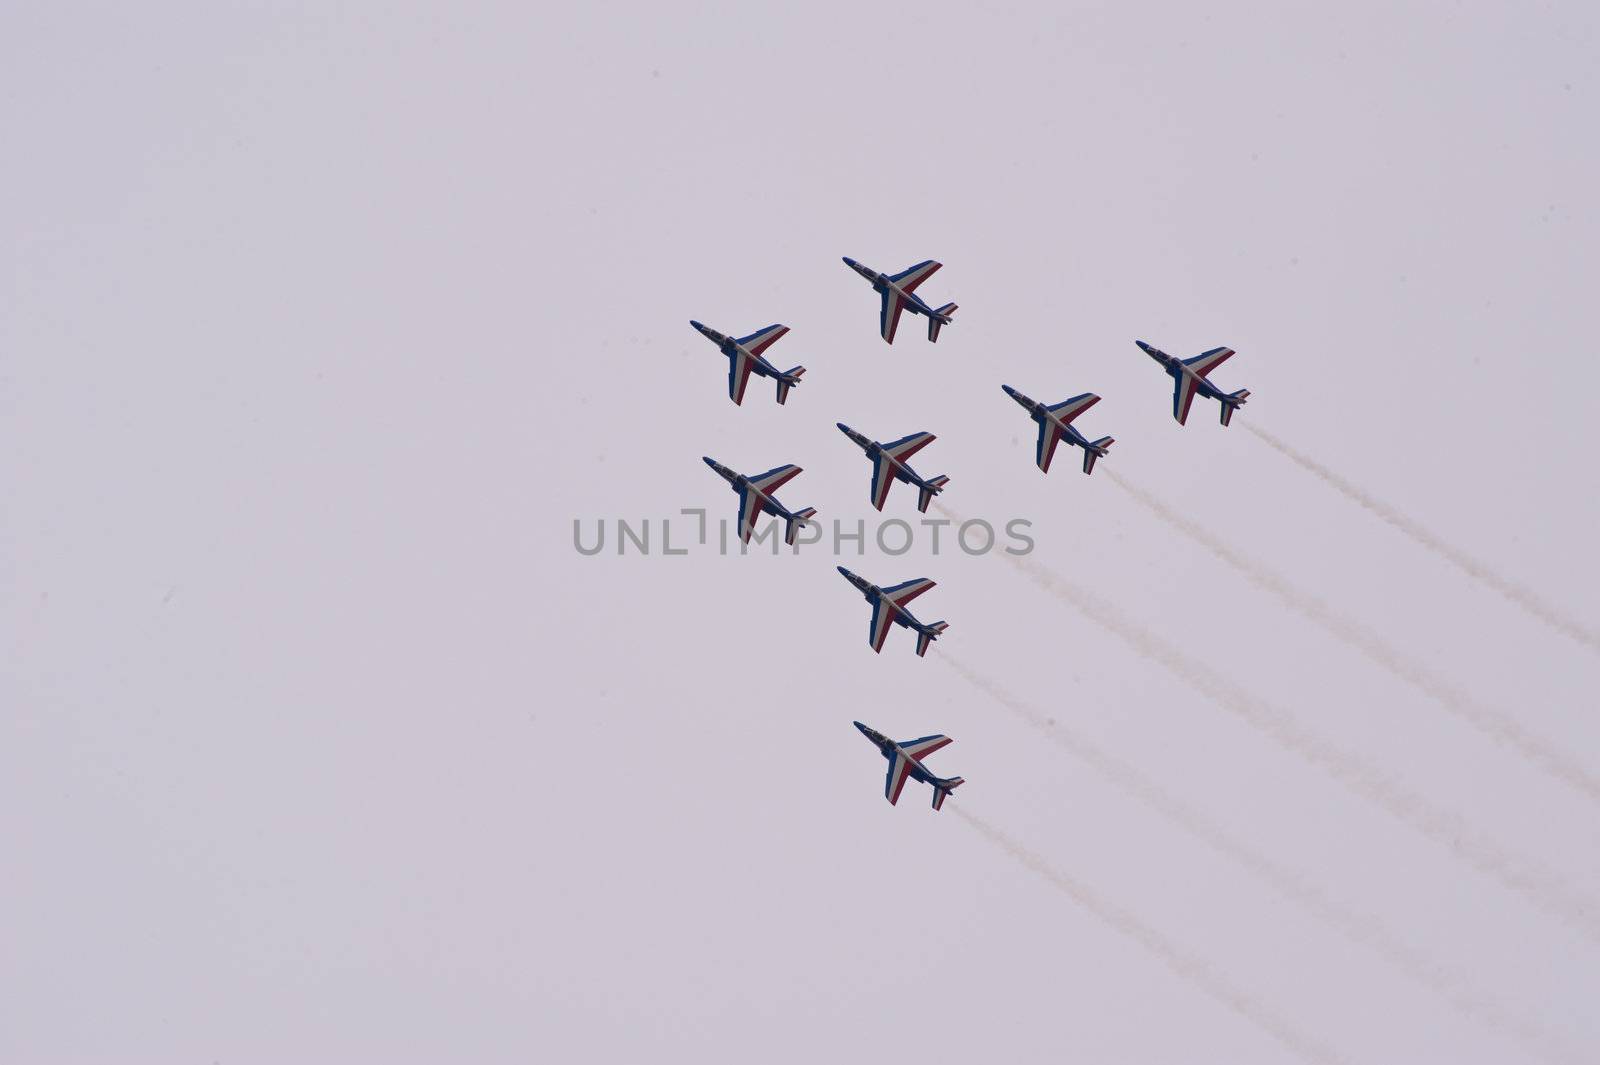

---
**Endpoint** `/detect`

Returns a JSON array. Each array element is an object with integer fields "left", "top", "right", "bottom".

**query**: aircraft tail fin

[
  {"left": 915, "top": 620, "right": 949, "bottom": 657},
  {"left": 1220, "top": 389, "right": 1249, "bottom": 427},
  {"left": 917, "top": 474, "right": 950, "bottom": 514},
  {"left": 1082, "top": 437, "right": 1114, "bottom": 476},
  {"left": 928, "top": 303, "right": 957, "bottom": 342},
  {"left": 932, "top": 776, "right": 964, "bottom": 811},
  {"left": 785, "top": 507, "right": 817, "bottom": 546},
  {"left": 776, "top": 366, "right": 806, "bottom": 405}
]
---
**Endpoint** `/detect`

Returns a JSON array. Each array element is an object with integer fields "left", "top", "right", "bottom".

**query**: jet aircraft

[
  {"left": 853, "top": 721, "right": 964, "bottom": 810},
  {"left": 703, "top": 458, "right": 816, "bottom": 545},
  {"left": 1001, "top": 385, "right": 1114, "bottom": 475},
  {"left": 841, "top": 258, "right": 957, "bottom": 344},
  {"left": 1136, "top": 340, "right": 1251, "bottom": 426},
  {"left": 690, "top": 320, "right": 806, "bottom": 406},
  {"left": 836, "top": 423, "right": 949, "bottom": 513},
  {"left": 836, "top": 567, "right": 948, "bottom": 656}
]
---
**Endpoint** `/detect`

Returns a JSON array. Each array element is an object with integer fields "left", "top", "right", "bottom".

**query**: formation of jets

[{"left": 695, "top": 255, "right": 1253, "bottom": 811}]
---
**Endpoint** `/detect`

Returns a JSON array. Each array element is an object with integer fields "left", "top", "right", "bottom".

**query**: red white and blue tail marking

[
  {"left": 775, "top": 365, "right": 804, "bottom": 405},
  {"left": 1220, "top": 388, "right": 1250, "bottom": 427},
  {"left": 914, "top": 620, "right": 948, "bottom": 657},
  {"left": 784, "top": 507, "right": 816, "bottom": 546},
  {"left": 1083, "top": 437, "right": 1114, "bottom": 475},
  {"left": 931, "top": 777, "right": 963, "bottom": 811}
]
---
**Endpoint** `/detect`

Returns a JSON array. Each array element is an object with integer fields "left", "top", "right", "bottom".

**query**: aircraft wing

[
  {"left": 868, "top": 598, "right": 900, "bottom": 652},
  {"left": 881, "top": 577, "right": 935, "bottom": 606},
  {"left": 1046, "top": 393, "right": 1100, "bottom": 425},
  {"left": 1182, "top": 347, "right": 1235, "bottom": 378},
  {"left": 885, "top": 751, "right": 914, "bottom": 804},
  {"left": 889, "top": 260, "right": 942, "bottom": 293},
  {"left": 899, "top": 734, "right": 951, "bottom": 761},
  {"left": 882, "top": 431, "right": 935, "bottom": 463},
  {"left": 727, "top": 349, "right": 755, "bottom": 405},
  {"left": 880, "top": 290, "right": 906, "bottom": 342},
  {"left": 869, "top": 453, "right": 897, "bottom": 511},
  {"left": 736, "top": 487, "right": 767, "bottom": 542},
  {"left": 736, "top": 324, "right": 790, "bottom": 358},
  {"left": 749, "top": 464, "right": 802, "bottom": 495},
  {"left": 1172, "top": 374, "right": 1201, "bottom": 425},
  {"left": 1035, "top": 417, "right": 1064, "bottom": 472}
]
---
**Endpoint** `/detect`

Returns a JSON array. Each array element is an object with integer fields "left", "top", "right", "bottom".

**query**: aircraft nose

[
  {"left": 836, "top": 565, "right": 853, "bottom": 579},
  {"left": 1135, "top": 339, "right": 1153, "bottom": 352},
  {"left": 842, "top": 257, "right": 857, "bottom": 267},
  {"left": 853, "top": 721, "right": 871, "bottom": 735},
  {"left": 702, "top": 456, "right": 718, "bottom": 469},
  {"left": 1001, "top": 384, "right": 1017, "bottom": 396},
  {"left": 836, "top": 422, "right": 852, "bottom": 434}
]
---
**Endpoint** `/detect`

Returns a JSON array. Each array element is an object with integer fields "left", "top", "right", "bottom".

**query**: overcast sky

[{"left": 4, "top": 3, "right": 1599, "bottom": 1062}]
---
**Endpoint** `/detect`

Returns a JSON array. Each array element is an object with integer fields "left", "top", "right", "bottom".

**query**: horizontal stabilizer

[
  {"left": 928, "top": 303, "right": 957, "bottom": 342},
  {"left": 917, "top": 474, "right": 950, "bottom": 514},
  {"left": 776, "top": 366, "right": 806, "bottom": 405},
  {"left": 932, "top": 776, "right": 964, "bottom": 811},
  {"left": 915, "top": 620, "right": 949, "bottom": 657},
  {"left": 785, "top": 507, "right": 816, "bottom": 546},
  {"left": 1083, "top": 436, "right": 1113, "bottom": 475},
  {"left": 1220, "top": 388, "right": 1250, "bottom": 427}
]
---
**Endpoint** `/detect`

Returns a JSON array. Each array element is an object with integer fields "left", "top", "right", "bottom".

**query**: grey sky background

[{"left": 4, "top": 3, "right": 1599, "bottom": 1062}]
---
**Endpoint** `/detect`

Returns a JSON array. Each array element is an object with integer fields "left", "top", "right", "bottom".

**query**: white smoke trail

[
  {"left": 1242, "top": 422, "right": 1600, "bottom": 656},
  {"left": 933, "top": 503, "right": 1600, "bottom": 943},
  {"left": 942, "top": 654, "right": 1582, "bottom": 1065},
  {"left": 1105, "top": 468, "right": 1600, "bottom": 806},
  {"left": 951, "top": 806, "right": 1348, "bottom": 1065}
]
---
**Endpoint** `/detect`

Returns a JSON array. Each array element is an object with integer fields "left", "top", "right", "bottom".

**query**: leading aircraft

[
  {"left": 836, "top": 423, "right": 949, "bottom": 513},
  {"left": 841, "top": 258, "right": 958, "bottom": 344},
  {"left": 690, "top": 320, "right": 806, "bottom": 406},
  {"left": 836, "top": 567, "right": 948, "bottom": 656},
  {"left": 703, "top": 458, "right": 816, "bottom": 545},
  {"left": 853, "top": 721, "right": 965, "bottom": 810},
  {"left": 1136, "top": 340, "right": 1251, "bottom": 426},
  {"left": 1001, "top": 385, "right": 1115, "bottom": 475}
]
